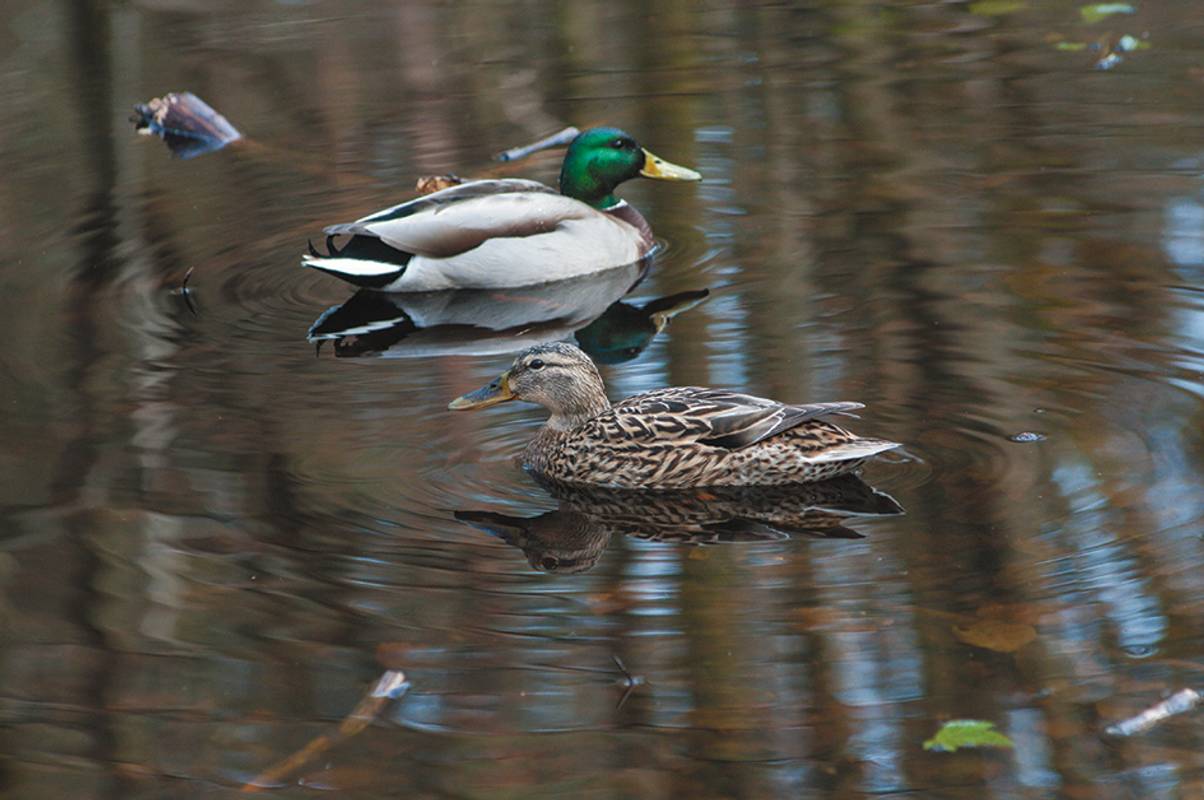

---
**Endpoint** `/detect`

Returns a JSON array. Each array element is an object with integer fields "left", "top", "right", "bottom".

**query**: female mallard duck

[
  {"left": 302, "top": 127, "right": 700, "bottom": 292},
  {"left": 449, "top": 343, "right": 901, "bottom": 488}
]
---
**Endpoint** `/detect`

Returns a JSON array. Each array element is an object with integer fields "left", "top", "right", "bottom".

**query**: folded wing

[{"left": 323, "top": 180, "right": 594, "bottom": 259}]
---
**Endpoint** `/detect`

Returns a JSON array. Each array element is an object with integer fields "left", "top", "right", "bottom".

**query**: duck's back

[{"left": 524, "top": 387, "right": 899, "bottom": 488}]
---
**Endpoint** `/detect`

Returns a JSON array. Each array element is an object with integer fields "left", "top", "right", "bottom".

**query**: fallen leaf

[
  {"left": 952, "top": 619, "right": 1036, "bottom": 652},
  {"left": 415, "top": 174, "right": 463, "bottom": 194},
  {"left": 924, "top": 720, "right": 1014, "bottom": 753}
]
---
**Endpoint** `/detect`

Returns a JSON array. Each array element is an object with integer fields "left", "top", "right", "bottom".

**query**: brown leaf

[
  {"left": 415, "top": 174, "right": 463, "bottom": 194},
  {"left": 952, "top": 619, "right": 1036, "bottom": 653}
]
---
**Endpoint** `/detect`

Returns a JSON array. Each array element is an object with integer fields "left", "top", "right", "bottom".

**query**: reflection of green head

[
  {"left": 575, "top": 289, "right": 711, "bottom": 364},
  {"left": 574, "top": 302, "right": 653, "bottom": 364},
  {"left": 559, "top": 127, "right": 701, "bottom": 209}
]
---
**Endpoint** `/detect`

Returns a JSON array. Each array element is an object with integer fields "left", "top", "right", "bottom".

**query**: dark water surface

[{"left": 2, "top": 2, "right": 1203, "bottom": 798}]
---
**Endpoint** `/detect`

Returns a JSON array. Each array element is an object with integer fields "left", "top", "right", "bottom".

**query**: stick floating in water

[
  {"left": 494, "top": 126, "right": 580, "bottom": 162},
  {"left": 132, "top": 92, "right": 242, "bottom": 159},
  {"left": 1105, "top": 688, "right": 1201, "bottom": 737}
]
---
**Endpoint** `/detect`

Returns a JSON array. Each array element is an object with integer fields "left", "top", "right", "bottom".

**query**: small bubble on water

[{"left": 1009, "top": 431, "right": 1047, "bottom": 443}]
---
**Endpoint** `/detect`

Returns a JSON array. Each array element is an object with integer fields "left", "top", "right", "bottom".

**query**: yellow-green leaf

[
  {"left": 1080, "top": 3, "right": 1135, "bottom": 23},
  {"left": 924, "top": 720, "right": 1015, "bottom": 753}
]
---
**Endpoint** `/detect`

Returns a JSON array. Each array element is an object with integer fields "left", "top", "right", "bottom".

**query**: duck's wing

[
  {"left": 607, "top": 388, "right": 866, "bottom": 451},
  {"left": 329, "top": 179, "right": 555, "bottom": 229},
  {"left": 323, "top": 180, "right": 598, "bottom": 259}
]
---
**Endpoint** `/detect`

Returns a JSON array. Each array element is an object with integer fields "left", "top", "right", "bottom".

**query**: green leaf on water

[
  {"left": 923, "top": 720, "right": 1015, "bottom": 753},
  {"left": 1080, "top": 3, "right": 1135, "bottom": 23},
  {"left": 969, "top": 0, "right": 1027, "bottom": 15},
  {"left": 1055, "top": 41, "right": 1089, "bottom": 51}
]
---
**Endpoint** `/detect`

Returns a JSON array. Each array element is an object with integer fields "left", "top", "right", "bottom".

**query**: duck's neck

[
  {"left": 544, "top": 395, "right": 611, "bottom": 433},
  {"left": 522, "top": 390, "right": 606, "bottom": 476},
  {"left": 539, "top": 369, "right": 612, "bottom": 432},
  {"left": 560, "top": 160, "right": 622, "bottom": 210},
  {"left": 603, "top": 201, "right": 654, "bottom": 248}
]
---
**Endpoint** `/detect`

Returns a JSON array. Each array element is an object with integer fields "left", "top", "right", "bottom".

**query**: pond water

[{"left": 2, "top": 1, "right": 1203, "bottom": 798}]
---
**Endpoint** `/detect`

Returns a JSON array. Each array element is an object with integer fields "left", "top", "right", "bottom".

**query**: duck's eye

[
  {"left": 612, "top": 139, "right": 626, "bottom": 149},
  {"left": 528, "top": 358, "right": 545, "bottom": 371}
]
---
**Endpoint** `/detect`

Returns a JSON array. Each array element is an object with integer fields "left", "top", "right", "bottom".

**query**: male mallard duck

[
  {"left": 449, "top": 343, "right": 901, "bottom": 488},
  {"left": 303, "top": 127, "right": 700, "bottom": 292}
]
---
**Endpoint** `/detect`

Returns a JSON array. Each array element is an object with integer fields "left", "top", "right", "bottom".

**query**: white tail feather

[
  {"left": 301, "top": 256, "right": 404, "bottom": 278},
  {"left": 808, "top": 438, "right": 900, "bottom": 463}
]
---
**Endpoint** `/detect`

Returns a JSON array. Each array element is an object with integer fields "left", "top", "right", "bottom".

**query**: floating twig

[
  {"left": 494, "top": 126, "right": 580, "bottom": 162},
  {"left": 1105, "top": 688, "right": 1201, "bottom": 737},
  {"left": 176, "top": 268, "right": 196, "bottom": 318},
  {"left": 612, "top": 654, "right": 644, "bottom": 710},
  {"left": 241, "top": 670, "right": 409, "bottom": 793}
]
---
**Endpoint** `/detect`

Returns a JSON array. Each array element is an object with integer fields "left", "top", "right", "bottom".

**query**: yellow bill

[
  {"left": 448, "top": 371, "right": 516, "bottom": 410},
  {"left": 640, "top": 149, "right": 702, "bottom": 181}
]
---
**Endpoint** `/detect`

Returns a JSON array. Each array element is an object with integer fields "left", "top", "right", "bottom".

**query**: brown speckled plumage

[{"left": 450, "top": 342, "right": 901, "bottom": 489}]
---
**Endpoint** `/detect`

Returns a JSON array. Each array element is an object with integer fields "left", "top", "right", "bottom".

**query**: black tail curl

[{"left": 305, "top": 234, "right": 412, "bottom": 267}]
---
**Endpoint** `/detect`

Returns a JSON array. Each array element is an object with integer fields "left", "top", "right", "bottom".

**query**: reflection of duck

[
  {"left": 456, "top": 475, "right": 903, "bottom": 574},
  {"left": 450, "top": 343, "right": 901, "bottom": 488},
  {"left": 573, "top": 289, "right": 709, "bottom": 365},
  {"left": 307, "top": 264, "right": 707, "bottom": 362},
  {"left": 302, "top": 127, "right": 700, "bottom": 292}
]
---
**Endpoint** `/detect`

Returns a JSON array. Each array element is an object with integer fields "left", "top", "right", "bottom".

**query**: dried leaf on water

[
  {"left": 924, "top": 720, "right": 1015, "bottom": 753},
  {"left": 131, "top": 92, "right": 241, "bottom": 159},
  {"left": 952, "top": 619, "right": 1036, "bottom": 653},
  {"left": 415, "top": 174, "right": 464, "bottom": 194}
]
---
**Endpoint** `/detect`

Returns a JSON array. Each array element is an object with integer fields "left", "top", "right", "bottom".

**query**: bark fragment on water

[{"left": 132, "top": 91, "right": 242, "bottom": 159}]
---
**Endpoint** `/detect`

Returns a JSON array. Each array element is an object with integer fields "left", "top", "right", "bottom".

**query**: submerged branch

[{"left": 240, "top": 670, "right": 409, "bottom": 793}]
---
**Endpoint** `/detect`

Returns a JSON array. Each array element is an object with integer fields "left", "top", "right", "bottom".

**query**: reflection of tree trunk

[
  {"left": 57, "top": 1, "right": 123, "bottom": 796},
  {"left": 68, "top": 0, "right": 121, "bottom": 291},
  {"left": 627, "top": 1, "right": 707, "bottom": 389},
  {"left": 814, "top": 2, "right": 1022, "bottom": 791}
]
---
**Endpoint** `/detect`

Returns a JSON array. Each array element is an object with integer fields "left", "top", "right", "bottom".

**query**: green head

[{"left": 558, "top": 127, "right": 701, "bottom": 209}]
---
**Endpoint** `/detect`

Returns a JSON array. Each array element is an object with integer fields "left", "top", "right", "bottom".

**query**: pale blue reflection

[
  {"left": 1008, "top": 708, "right": 1060, "bottom": 791},
  {"left": 1163, "top": 196, "right": 1204, "bottom": 269},
  {"left": 816, "top": 546, "right": 923, "bottom": 796},
  {"left": 1051, "top": 460, "right": 1167, "bottom": 653},
  {"left": 705, "top": 293, "right": 753, "bottom": 389}
]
